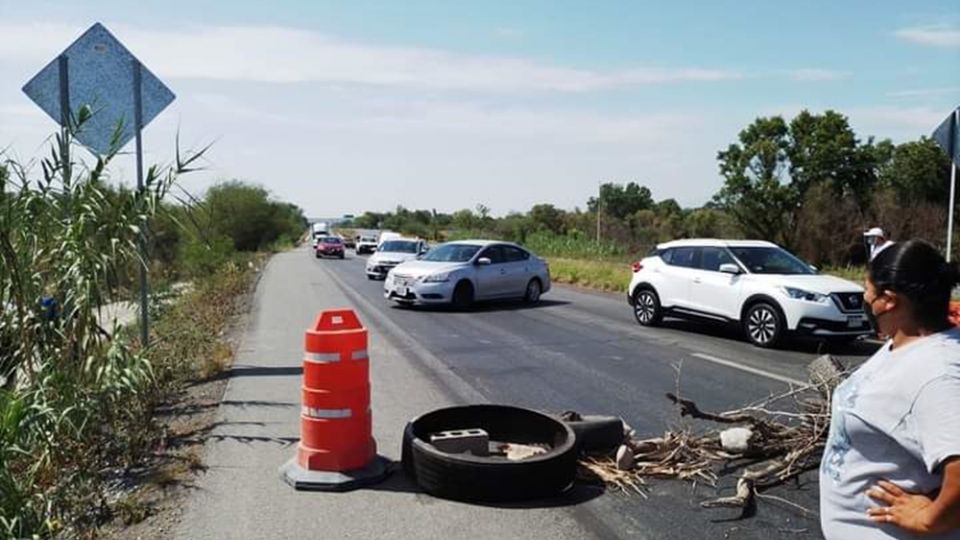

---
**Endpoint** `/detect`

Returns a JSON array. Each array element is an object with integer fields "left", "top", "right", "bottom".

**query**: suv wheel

[
  {"left": 743, "top": 302, "right": 783, "bottom": 348},
  {"left": 632, "top": 288, "right": 662, "bottom": 326}
]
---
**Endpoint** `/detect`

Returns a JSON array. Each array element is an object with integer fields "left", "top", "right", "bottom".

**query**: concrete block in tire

[
  {"left": 560, "top": 415, "right": 624, "bottom": 454},
  {"left": 401, "top": 405, "right": 578, "bottom": 503}
]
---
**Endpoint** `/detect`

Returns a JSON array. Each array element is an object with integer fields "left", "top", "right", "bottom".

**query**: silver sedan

[{"left": 383, "top": 240, "right": 551, "bottom": 307}]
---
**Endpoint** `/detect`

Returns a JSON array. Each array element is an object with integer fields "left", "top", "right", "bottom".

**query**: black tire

[
  {"left": 401, "top": 405, "right": 577, "bottom": 503},
  {"left": 315, "top": 253, "right": 321, "bottom": 259},
  {"left": 452, "top": 281, "right": 474, "bottom": 309},
  {"left": 339, "top": 254, "right": 345, "bottom": 259},
  {"left": 632, "top": 288, "right": 663, "bottom": 327},
  {"left": 557, "top": 413, "right": 624, "bottom": 455},
  {"left": 825, "top": 336, "right": 859, "bottom": 349},
  {"left": 523, "top": 278, "right": 542, "bottom": 304},
  {"left": 366, "top": 274, "right": 375, "bottom": 280},
  {"left": 743, "top": 302, "right": 784, "bottom": 348}
]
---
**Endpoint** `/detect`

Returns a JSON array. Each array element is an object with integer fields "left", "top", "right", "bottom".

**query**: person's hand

[{"left": 866, "top": 480, "right": 940, "bottom": 535}]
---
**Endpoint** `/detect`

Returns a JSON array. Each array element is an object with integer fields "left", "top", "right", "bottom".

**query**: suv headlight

[
  {"left": 782, "top": 287, "right": 827, "bottom": 303},
  {"left": 421, "top": 272, "right": 452, "bottom": 283}
]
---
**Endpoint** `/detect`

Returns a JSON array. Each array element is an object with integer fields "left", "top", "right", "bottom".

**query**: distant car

[
  {"left": 315, "top": 236, "right": 345, "bottom": 259},
  {"left": 342, "top": 235, "right": 356, "bottom": 249},
  {"left": 366, "top": 238, "right": 427, "bottom": 280},
  {"left": 356, "top": 235, "right": 378, "bottom": 255},
  {"left": 627, "top": 239, "right": 872, "bottom": 348},
  {"left": 378, "top": 231, "right": 402, "bottom": 246},
  {"left": 383, "top": 240, "right": 551, "bottom": 308}
]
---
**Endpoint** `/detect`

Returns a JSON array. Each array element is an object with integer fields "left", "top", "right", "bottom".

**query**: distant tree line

[
  {"left": 343, "top": 109, "right": 952, "bottom": 267},
  {"left": 144, "top": 180, "right": 307, "bottom": 279}
]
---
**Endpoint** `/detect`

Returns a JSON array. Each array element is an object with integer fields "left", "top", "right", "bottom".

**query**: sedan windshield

[
  {"left": 421, "top": 243, "right": 482, "bottom": 263},
  {"left": 729, "top": 246, "right": 815, "bottom": 275},
  {"left": 321, "top": 237, "right": 341, "bottom": 244},
  {"left": 379, "top": 240, "right": 419, "bottom": 253}
]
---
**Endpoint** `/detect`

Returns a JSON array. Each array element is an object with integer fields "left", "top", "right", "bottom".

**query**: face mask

[{"left": 864, "top": 295, "right": 886, "bottom": 332}]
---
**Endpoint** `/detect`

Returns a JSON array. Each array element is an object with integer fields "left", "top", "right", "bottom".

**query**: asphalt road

[
  {"left": 176, "top": 247, "right": 877, "bottom": 539},
  {"left": 316, "top": 250, "right": 877, "bottom": 538}
]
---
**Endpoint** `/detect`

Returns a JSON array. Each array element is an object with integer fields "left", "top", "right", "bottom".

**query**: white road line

[{"left": 690, "top": 352, "right": 807, "bottom": 387}]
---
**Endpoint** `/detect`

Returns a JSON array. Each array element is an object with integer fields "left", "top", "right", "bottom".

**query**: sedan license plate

[
  {"left": 847, "top": 316, "right": 865, "bottom": 328},
  {"left": 397, "top": 286, "right": 408, "bottom": 297}
]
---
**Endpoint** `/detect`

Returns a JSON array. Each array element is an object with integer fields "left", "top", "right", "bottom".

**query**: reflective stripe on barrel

[
  {"left": 304, "top": 349, "right": 369, "bottom": 363},
  {"left": 302, "top": 406, "right": 353, "bottom": 419}
]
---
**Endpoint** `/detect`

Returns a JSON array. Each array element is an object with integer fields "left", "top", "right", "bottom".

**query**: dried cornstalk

[{"left": 576, "top": 354, "right": 848, "bottom": 515}]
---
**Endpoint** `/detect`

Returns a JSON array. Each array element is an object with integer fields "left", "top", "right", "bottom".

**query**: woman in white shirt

[{"left": 820, "top": 240, "right": 960, "bottom": 539}]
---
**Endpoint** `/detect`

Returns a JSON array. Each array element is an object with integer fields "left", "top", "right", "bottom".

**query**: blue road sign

[
  {"left": 933, "top": 107, "right": 960, "bottom": 167},
  {"left": 22, "top": 23, "right": 175, "bottom": 156}
]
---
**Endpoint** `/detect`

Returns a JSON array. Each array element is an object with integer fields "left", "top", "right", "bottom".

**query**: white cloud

[
  {"left": 760, "top": 105, "right": 947, "bottom": 143},
  {"left": 785, "top": 68, "right": 848, "bottom": 82},
  {"left": 848, "top": 105, "right": 947, "bottom": 135},
  {"left": 494, "top": 27, "right": 524, "bottom": 39},
  {"left": 894, "top": 25, "right": 960, "bottom": 47},
  {"left": 887, "top": 86, "right": 960, "bottom": 98},
  {"left": 0, "top": 21, "right": 742, "bottom": 92}
]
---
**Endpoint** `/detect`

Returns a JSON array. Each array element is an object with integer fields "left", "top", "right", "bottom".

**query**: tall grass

[
  {"left": 0, "top": 114, "right": 203, "bottom": 537},
  {"left": 445, "top": 229, "right": 633, "bottom": 261}
]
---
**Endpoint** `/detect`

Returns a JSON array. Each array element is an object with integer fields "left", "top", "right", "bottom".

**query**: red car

[{"left": 315, "top": 236, "right": 345, "bottom": 259}]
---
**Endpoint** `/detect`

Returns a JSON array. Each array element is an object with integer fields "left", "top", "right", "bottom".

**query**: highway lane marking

[
  {"left": 313, "top": 258, "right": 489, "bottom": 404},
  {"left": 690, "top": 352, "right": 807, "bottom": 387}
]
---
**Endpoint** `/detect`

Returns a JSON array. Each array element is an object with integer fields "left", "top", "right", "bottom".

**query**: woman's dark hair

[{"left": 869, "top": 240, "right": 960, "bottom": 329}]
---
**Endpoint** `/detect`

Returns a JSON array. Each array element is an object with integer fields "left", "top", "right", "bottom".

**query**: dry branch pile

[{"left": 579, "top": 355, "right": 848, "bottom": 512}]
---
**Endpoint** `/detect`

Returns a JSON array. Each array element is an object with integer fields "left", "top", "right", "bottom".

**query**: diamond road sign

[
  {"left": 22, "top": 23, "right": 174, "bottom": 156},
  {"left": 933, "top": 107, "right": 960, "bottom": 167}
]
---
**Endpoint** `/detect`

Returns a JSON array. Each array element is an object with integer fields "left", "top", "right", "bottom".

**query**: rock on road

[{"left": 175, "top": 247, "right": 875, "bottom": 539}]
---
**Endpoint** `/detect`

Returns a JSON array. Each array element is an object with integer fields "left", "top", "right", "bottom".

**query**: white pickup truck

[{"left": 355, "top": 235, "right": 379, "bottom": 255}]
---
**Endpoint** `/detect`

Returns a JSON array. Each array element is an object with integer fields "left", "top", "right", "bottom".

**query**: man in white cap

[{"left": 864, "top": 227, "right": 893, "bottom": 260}]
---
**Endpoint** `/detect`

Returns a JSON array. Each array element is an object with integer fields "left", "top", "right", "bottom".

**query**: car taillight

[{"left": 631, "top": 261, "right": 643, "bottom": 273}]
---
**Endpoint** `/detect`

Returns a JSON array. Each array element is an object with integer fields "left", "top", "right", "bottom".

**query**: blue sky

[{"left": 1, "top": 1, "right": 958, "bottom": 217}]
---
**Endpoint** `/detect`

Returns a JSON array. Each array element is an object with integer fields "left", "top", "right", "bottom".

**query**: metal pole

[
  {"left": 948, "top": 109, "right": 958, "bottom": 262},
  {"left": 133, "top": 60, "right": 149, "bottom": 346},
  {"left": 596, "top": 181, "right": 601, "bottom": 244},
  {"left": 57, "top": 55, "right": 71, "bottom": 188}
]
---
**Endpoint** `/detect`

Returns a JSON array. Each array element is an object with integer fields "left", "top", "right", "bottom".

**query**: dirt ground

[{"left": 98, "top": 276, "right": 258, "bottom": 540}]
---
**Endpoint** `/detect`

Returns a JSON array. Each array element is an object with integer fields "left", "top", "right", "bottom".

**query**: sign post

[
  {"left": 23, "top": 23, "right": 175, "bottom": 345},
  {"left": 933, "top": 107, "right": 960, "bottom": 262}
]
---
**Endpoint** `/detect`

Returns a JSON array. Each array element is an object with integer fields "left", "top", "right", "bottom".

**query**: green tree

[
  {"left": 203, "top": 180, "right": 306, "bottom": 251},
  {"left": 713, "top": 116, "right": 797, "bottom": 245},
  {"left": 587, "top": 182, "right": 654, "bottom": 219},
  {"left": 788, "top": 110, "right": 877, "bottom": 203},
  {"left": 879, "top": 137, "right": 952, "bottom": 204},
  {"left": 529, "top": 203, "right": 566, "bottom": 234},
  {"left": 452, "top": 208, "right": 477, "bottom": 230},
  {"left": 684, "top": 208, "right": 741, "bottom": 239}
]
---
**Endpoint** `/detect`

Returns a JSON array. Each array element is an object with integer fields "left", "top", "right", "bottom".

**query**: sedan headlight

[
  {"left": 782, "top": 287, "right": 827, "bottom": 303},
  {"left": 421, "top": 272, "right": 452, "bottom": 283}
]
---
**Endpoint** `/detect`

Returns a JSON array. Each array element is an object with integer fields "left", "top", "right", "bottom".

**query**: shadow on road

[
  {"left": 393, "top": 299, "right": 571, "bottom": 314},
  {"left": 361, "top": 459, "right": 605, "bottom": 509},
  {"left": 657, "top": 318, "right": 881, "bottom": 357},
  {"left": 192, "top": 365, "right": 304, "bottom": 385}
]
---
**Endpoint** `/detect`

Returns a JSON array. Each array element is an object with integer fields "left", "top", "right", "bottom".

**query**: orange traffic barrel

[{"left": 280, "top": 309, "right": 389, "bottom": 491}]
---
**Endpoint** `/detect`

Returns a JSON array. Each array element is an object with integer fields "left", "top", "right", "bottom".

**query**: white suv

[{"left": 627, "top": 239, "right": 872, "bottom": 348}]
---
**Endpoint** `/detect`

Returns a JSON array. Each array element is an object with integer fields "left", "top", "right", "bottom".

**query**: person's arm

[
  {"left": 867, "top": 457, "right": 960, "bottom": 535},
  {"left": 867, "top": 373, "right": 960, "bottom": 535}
]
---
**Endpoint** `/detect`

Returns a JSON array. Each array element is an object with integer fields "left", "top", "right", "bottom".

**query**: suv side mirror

[
  {"left": 476, "top": 257, "right": 492, "bottom": 266},
  {"left": 719, "top": 263, "right": 741, "bottom": 275}
]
